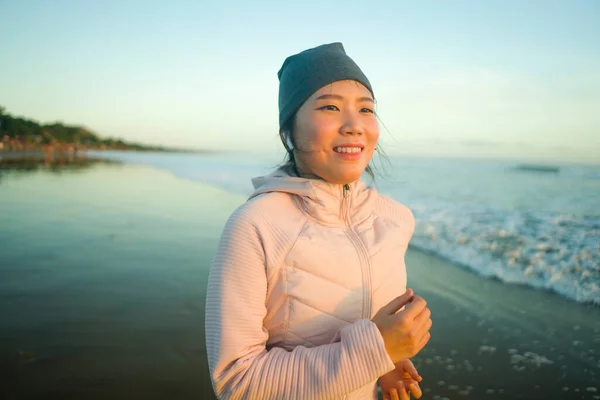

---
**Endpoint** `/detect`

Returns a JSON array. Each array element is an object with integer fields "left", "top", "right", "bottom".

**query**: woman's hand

[
  {"left": 379, "top": 359, "right": 423, "bottom": 400},
  {"left": 371, "top": 289, "right": 432, "bottom": 364}
]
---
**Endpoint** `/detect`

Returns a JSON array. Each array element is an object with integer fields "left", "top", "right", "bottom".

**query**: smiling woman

[
  {"left": 282, "top": 79, "right": 379, "bottom": 184},
  {"left": 205, "top": 43, "right": 432, "bottom": 400},
  {"left": 277, "top": 43, "right": 382, "bottom": 183}
]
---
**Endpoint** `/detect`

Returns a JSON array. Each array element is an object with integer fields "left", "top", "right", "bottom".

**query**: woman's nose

[{"left": 340, "top": 111, "right": 363, "bottom": 136}]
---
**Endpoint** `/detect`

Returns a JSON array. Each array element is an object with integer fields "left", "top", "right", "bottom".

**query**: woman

[{"left": 205, "top": 43, "right": 432, "bottom": 400}]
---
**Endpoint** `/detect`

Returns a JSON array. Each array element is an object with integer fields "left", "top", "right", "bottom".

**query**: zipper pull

[{"left": 343, "top": 183, "right": 350, "bottom": 198}]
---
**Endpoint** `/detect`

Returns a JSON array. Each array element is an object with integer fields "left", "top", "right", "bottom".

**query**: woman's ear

[{"left": 280, "top": 130, "right": 295, "bottom": 151}]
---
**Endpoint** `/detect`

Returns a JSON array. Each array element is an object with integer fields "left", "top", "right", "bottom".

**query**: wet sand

[
  {"left": 404, "top": 250, "right": 600, "bottom": 400},
  {"left": 0, "top": 161, "right": 233, "bottom": 399},
  {"left": 1, "top": 160, "right": 598, "bottom": 399}
]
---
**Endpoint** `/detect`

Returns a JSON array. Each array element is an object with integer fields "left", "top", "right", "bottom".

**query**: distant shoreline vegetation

[{"left": 0, "top": 106, "right": 207, "bottom": 153}]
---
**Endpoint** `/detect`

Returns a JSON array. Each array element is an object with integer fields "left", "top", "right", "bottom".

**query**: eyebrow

[{"left": 315, "top": 94, "right": 374, "bottom": 103}]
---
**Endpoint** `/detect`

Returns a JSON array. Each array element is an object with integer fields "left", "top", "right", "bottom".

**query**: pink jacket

[{"left": 205, "top": 169, "right": 415, "bottom": 399}]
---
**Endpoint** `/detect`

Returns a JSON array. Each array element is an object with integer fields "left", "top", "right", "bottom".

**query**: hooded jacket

[{"left": 205, "top": 168, "right": 415, "bottom": 400}]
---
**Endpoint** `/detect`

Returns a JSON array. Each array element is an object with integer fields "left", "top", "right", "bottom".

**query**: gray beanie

[{"left": 277, "top": 42, "right": 374, "bottom": 132}]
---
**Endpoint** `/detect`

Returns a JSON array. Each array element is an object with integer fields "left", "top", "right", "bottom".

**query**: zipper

[
  {"left": 342, "top": 184, "right": 373, "bottom": 320},
  {"left": 342, "top": 184, "right": 350, "bottom": 220}
]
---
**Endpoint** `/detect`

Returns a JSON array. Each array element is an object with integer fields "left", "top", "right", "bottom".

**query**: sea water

[{"left": 92, "top": 151, "right": 600, "bottom": 304}]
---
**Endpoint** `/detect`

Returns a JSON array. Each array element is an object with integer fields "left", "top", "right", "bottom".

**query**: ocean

[{"left": 91, "top": 150, "right": 600, "bottom": 304}]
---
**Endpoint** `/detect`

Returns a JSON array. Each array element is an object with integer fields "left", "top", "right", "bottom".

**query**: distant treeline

[{"left": 0, "top": 105, "right": 181, "bottom": 151}]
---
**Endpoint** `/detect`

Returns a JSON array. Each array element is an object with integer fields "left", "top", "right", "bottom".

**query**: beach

[
  {"left": 0, "top": 160, "right": 233, "bottom": 399},
  {"left": 1, "top": 158, "right": 599, "bottom": 399},
  {"left": 406, "top": 250, "right": 599, "bottom": 399}
]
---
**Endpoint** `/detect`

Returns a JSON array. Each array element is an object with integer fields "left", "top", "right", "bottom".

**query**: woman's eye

[
  {"left": 361, "top": 108, "right": 374, "bottom": 114},
  {"left": 320, "top": 105, "right": 339, "bottom": 111}
]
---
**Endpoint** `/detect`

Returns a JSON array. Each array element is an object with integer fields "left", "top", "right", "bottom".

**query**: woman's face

[{"left": 289, "top": 80, "right": 379, "bottom": 184}]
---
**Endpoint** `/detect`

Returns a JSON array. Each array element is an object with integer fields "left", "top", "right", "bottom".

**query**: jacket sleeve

[{"left": 205, "top": 208, "right": 395, "bottom": 400}]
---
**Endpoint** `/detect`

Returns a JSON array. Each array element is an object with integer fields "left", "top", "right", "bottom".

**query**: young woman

[{"left": 205, "top": 42, "right": 432, "bottom": 400}]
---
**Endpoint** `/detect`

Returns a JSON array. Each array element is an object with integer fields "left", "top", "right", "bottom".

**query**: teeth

[{"left": 335, "top": 147, "right": 362, "bottom": 154}]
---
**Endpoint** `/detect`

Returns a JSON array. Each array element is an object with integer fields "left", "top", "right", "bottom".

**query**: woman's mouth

[
  {"left": 333, "top": 146, "right": 364, "bottom": 159},
  {"left": 333, "top": 146, "right": 363, "bottom": 154}
]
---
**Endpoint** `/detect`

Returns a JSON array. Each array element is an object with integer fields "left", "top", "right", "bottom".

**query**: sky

[{"left": 1, "top": 0, "right": 599, "bottom": 164}]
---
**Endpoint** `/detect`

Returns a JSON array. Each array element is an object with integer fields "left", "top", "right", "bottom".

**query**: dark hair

[{"left": 278, "top": 112, "right": 390, "bottom": 182}]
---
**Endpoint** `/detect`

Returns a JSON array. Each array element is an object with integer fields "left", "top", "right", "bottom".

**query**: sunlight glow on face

[{"left": 291, "top": 80, "right": 380, "bottom": 184}]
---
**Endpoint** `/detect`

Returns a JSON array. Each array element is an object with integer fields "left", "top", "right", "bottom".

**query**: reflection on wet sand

[
  {"left": 0, "top": 160, "right": 225, "bottom": 399},
  {"left": 0, "top": 151, "right": 120, "bottom": 175}
]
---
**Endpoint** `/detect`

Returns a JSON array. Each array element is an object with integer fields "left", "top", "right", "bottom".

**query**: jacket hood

[{"left": 249, "top": 168, "right": 376, "bottom": 226}]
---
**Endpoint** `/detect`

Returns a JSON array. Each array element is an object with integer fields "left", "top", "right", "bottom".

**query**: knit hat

[{"left": 277, "top": 42, "right": 374, "bottom": 133}]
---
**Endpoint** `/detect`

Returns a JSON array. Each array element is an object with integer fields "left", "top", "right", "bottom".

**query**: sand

[
  {"left": 404, "top": 250, "right": 600, "bottom": 399},
  {"left": 1, "top": 160, "right": 598, "bottom": 399}
]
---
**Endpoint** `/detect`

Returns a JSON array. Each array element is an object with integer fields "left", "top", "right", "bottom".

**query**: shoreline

[
  {"left": 0, "top": 148, "right": 217, "bottom": 160},
  {"left": 406, "top": 244, "right": 600, "bottom": 307}
]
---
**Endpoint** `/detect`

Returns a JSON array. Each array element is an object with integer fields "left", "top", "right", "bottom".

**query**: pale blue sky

[{"left": 1, "top": 0, "right": 599, "bottom": 163}]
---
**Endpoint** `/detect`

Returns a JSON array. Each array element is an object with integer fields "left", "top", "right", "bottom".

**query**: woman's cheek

[
  {"left": 297, "top": 131, "right": 328, "bottom": 152},
  {"left": 370, "top": 124, "right": 381, "bottom": 142}
]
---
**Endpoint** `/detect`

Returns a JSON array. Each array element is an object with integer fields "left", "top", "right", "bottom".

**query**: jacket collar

[{"left": 250, "top": 168, "right": 376, "bottom": 226}]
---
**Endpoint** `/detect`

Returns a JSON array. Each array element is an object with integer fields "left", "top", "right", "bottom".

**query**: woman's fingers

[
  {"left": 403, "top": 360, "right": 421, "bottom": 382},
  {"left": 399, "top": 296, "right": 427, "bottom": 320},
  {"left": 414, "top": 319, "right": 433, "bottom": 346},
  {"left": 415, "top": 332, "right": 431, "bottom": 354},
  {"left": 412, "top": 307, "right": 431, "bottom": 333},
  {"left": 398, "top": 381, "right": 410, "bottom": 400},
  {"left": 408, "top": 382, "right": 422, "bottom": 398},
  {"left": 389, "top": 388, "right": 399, "bottom": 400},
  {"left": 413, "top": 317, "right": 432, "bottom": 346},
  {"left": 410, "top": 307, "right": 432, "bottom": 350}
]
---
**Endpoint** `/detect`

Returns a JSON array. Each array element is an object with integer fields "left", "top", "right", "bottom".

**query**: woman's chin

[
  {"left": 299, "top": 162, "right": 367, "bottom": 184},
  {"left": 325, "top": 170, "right": 364, "bottom": 185}
]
